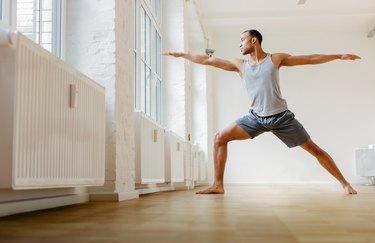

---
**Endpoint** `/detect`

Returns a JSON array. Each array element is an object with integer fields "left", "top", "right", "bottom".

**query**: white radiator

[
  {"left": 0, "top": 30, "right": 105, "bottom": 189},
  {"left": 355, "top": 147, "right": 375, "bottom": 176},
  {"left": 134, "top": 111, "right": 165, "bottom": 184},
  {"left": 191, "top": 145, "right": 199, "bottom": 181},
  {"left": 184, "top": 142, "right": 192, "bottom": 184},
  {"left": 198, "top": 150, "right": 207, "bottom": 182},
  {"left": 165, "top": 131, "right": 185, "bottom": 183}
]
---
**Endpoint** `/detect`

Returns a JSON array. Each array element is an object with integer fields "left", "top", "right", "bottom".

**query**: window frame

[
  {"left": 0, "top": 0, "right": 3, "bottom": 21},
  {"left": 16, "top": 0, "right": 62, "bottom": 57},
  {"left": 135, "top": 0, "right": 163, "bottom": 124},
  {"left": 0, "top": 0, "right": 15, "bottom": 28}
]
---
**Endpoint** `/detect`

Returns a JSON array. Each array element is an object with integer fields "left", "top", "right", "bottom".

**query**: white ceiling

[{"left": 188, "top": 0, "right": 375, "bottom": 40}]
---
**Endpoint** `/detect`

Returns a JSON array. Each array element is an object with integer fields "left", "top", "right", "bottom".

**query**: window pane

[
  {"left": 42, "top": 21, "right": 52, "bottom": 32},
  {"left": 151, "top": 0, "right": 156, "bottom": 16},
  {"left": 41, "top": 9, "right": 52, "bottom": 21},
  {"left": 141, "top": 7, "right": 145, "bottom": 60},
  {"left": 159, "top": 79, "right": 163, "bottom": 122},
  {"left": 151, "top": 74, "right": 156, "bottom": 120},
  {"left": 154, "top": 0, "right": 160, "bottom": 22},
  {"left": 41, "top": 32, "right": 51, "bottom": 43},
  {"left": 42, "top": 43, "right": 51, "bottom": 51},
  {"left": 134, "top": 0, "right": 137, "bottom": 109},
  {"left": 141, "top": 61, "right": 146, "bottom": 113},
  {"left": 156, "top": 32, "right": 161, "bottom": 76},
  {"left": 42, "top": 0, "right": 51, "bottom": 9},
  {"left": 134, "top": 0, "right": 137, "bottom": 50},
  {"left": 16, "top": 0, "right": 35, "bottom": 40},
  {"left": 157, "top": 0, "right": 161, "bottom": 21},
  {"left": 156, "top": 79, "right": 161, "bottom": 122},
  {"left": 0, "top": 0, "right": 3, "bottom": 20},
  {"left": 137, "top": 1, "right": 162, "bottom": 123},
  {"left": 134, "top": 52, "right": 137, "bottom": 109},
  {"left": 145, "top": 67, "right": 151, "bottom": 116},
  {"left": 151, "top": 24, "right": 155, "bottom": 69},
  {"left": 149, "top": 0, "right": 160, "bottom": 22},
  {"left": 158, "top": 34, "right": 161, "bottom": 76},
  {"left": 156, "top": 82, "right": 159, "bottom": 122},
  {"left": 146, "top": 15, "right": 151, "bottom": 65},
  {"left": 16, "top": 0, "right": 61, "bottom": 57},
  {"left": 154, "top": 29, "right": 157, "bottom": 75}
]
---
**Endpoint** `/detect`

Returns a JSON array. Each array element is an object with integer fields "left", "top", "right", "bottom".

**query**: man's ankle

[
  {"left": 341, "top": 181, "right": 350, "bottom": 187},
  {"left": 213, "top": 183, "right": 224, "bottom": 188}
]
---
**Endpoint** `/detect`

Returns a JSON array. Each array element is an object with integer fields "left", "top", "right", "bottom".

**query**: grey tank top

[{"left": 243, "top": 53, "right": 288, "bottom": 116}]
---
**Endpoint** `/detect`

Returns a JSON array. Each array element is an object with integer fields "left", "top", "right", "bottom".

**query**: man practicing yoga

[{"left": 162, "top": 29, "right": 359, "bottom": 195}]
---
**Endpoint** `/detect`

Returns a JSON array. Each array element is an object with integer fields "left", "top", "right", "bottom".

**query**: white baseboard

[
  {"left": 0, "top": 193, "right": 89, "bottom": 217},
  {"left": 89, "top": 191, "right": 139, "bottom": 202},
  {"left": 135, "top": 183, "right": 175, "bottom": 195},
  {"left": 172, "top": 182, "right": 191, "bottom": 190},
  {"left": 225, "top": 181, "right": 340, "bottom": 186}
]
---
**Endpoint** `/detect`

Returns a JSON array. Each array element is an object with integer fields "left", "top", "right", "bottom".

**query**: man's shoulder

[
  {"left": 270, "top": 53, "right": 291, "bottom": 68},
  {"left": 231, "top": 58, "right": 245, "bottom": 66},
  {"left": 271, "top": 53, "right": 291, "bottom": 62},
  {"left": 233, "top": 57, "right": 245, "bottom": 62},
  {"left": 271, "top": 53, "right": 290, "bottom": 58}
]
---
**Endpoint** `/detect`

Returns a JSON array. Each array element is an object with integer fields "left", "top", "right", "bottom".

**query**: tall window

[
  {"left": 0, "top": 0, "right": 12, "bottom": 27},
  {"left": 135, "top": 0, "right": 162, "bottom": 123},
  {"left": 16, "top": 0, "right": 61, "bottom": 57},
  {"left": 134, "top": 0, "right": 137, "bottom": 110},
  {"left": 0, "top": 0, "right": 3, "bottom": 20}
]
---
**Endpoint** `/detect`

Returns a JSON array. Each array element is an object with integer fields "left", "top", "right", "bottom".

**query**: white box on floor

[{"left": 355, "top": 146, "right": 375, "bottom": 185}]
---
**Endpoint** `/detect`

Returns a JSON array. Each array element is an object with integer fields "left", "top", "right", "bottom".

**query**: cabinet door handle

[
  {"left": 153, "top": 129, "right": 158, "bottom": 143},
  {"left": 69, "top": 84, "right": 77, "bottom": 108}
]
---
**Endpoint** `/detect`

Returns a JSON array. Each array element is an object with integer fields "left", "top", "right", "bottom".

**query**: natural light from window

[
  {"left": 16, "top": 0, "right": 61, "bottom": 57},
  {"left": 0, "top": 0, "right": 3, "bottom": 21},
  {"left": 135, "top": 0, "right": 162, "bottom": 123}
]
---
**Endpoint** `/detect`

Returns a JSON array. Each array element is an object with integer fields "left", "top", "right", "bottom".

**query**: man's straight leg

[{"left": 300, "top": 139, "right": 357, "bottom": 195}]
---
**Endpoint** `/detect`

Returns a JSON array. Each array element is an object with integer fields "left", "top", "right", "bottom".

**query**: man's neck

[{"left": 249, "top": 48, "right": 267, "bottom": 64}]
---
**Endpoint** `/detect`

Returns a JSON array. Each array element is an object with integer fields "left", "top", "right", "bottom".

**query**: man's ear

[{"left": 250, "top": 37, "right": 256, "bottom": 44}]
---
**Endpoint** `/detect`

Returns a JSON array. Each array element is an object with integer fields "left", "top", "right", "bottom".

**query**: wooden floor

[{"left": 1, "top": 184, "right": 375, "bottom": 243}]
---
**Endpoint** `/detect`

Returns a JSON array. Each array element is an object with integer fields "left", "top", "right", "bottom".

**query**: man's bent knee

[{"left": 214, "top": 132, "right": 228, "bottom": 147}]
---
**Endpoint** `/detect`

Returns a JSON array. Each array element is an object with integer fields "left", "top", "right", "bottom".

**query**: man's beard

[{"left": 241, "top": 47, "right": 252, "bottom": 55}]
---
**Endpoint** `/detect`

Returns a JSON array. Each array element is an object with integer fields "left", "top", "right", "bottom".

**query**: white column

[{"left": 111, "top": 0, "right": 138, "bottom": 198}]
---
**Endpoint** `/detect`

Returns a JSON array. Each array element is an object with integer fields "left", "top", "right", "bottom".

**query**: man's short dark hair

[{"left": 243, "top": 29, "right": 263, "bottom": 45}]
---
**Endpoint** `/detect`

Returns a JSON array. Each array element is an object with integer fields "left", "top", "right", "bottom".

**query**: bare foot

[
  {"left": 343, "top": 184, "right": 357, "bottom": 195},
  {"left": 196, "top": 185, "right": 224, "bottom": 194}
]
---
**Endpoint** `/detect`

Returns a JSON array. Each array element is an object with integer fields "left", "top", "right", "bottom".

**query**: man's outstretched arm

[
  {"left": 161, "top": 52, "right": 241, "bottom": 73},
  {"left": 278, "top": 53, "right": 361, "bottom": 67}
]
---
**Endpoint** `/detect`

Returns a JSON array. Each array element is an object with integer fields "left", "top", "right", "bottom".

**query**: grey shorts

[{"left": 235, "top": 109, "right": 310, "bottom": 148}]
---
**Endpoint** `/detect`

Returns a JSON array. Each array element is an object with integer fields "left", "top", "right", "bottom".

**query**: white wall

[
  {"left": 162, "top": 0, "right": 187, "bottom": 139},
  {"left": 190, "top": 42, "right": 208, "bottom": 153},
  {"left": 65, "top": 0, "right": 138, "bottom": 200},
  {"left": 163, "top": 0, "right": 211, "bottom": 183},
  {"left": 210, "top": 31, "right": 375, "bottom": 184}
]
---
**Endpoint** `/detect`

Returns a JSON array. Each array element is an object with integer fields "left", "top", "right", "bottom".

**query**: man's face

[{"left": 239, "top": 32, "right": 254, "bottom": 55}]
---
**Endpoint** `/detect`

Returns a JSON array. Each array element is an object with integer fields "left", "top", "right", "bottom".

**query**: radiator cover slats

[{"left": 0, "top": 32, "right": 105, "bottom": 189}]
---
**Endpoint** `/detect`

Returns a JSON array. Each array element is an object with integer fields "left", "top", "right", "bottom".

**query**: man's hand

[
  {"left": 340, "top": 54, "right": 361, "bottom": 60},
  {"left": 161, "top": 52, "right": 185, "bottom": 58}
]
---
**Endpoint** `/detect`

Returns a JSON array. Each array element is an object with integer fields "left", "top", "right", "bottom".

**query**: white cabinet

[
  {"left": 135, "top": 111, "right": 165, "bottom": 184},
  {"left": 0, "top": 32, "right": 105, "bottom": 189}
]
